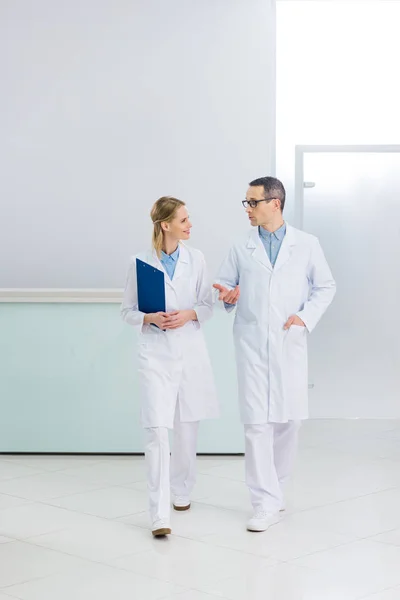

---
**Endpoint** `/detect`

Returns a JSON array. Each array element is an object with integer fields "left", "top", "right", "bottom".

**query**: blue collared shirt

[
  {"left": 161, "top": 247, "right": 180, "bottom": 280},
  {"left": 258, "top": 223, "right": 286, "bottom": 267}
]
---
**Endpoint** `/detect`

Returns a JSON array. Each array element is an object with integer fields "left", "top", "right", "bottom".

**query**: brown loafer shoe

[
  {"left": 173, "top": 496, "right": 191, "bottom": 511},
  {"left": 152, "top": 526, "right": 172, "bottom": 537},
  {"left": 173, "top": 503, "right": 191, "bottom": 511}
]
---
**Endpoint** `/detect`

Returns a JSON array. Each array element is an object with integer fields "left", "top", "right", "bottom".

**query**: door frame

[{"left": 294, "top": 144, "right": 400, "bottom": 229}]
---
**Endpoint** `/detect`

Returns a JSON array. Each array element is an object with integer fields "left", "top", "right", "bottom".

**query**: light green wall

[{"left": 0, "top": 304, "right": 243, "bottom": 453}]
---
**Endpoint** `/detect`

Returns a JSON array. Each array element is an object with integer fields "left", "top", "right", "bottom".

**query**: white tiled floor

[{"left": 1, "top": 420, "right": 400, "bottom": 599}]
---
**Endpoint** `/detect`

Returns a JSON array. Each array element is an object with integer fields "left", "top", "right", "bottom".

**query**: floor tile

[
  {"left": 2, "top": 421, "right": 400, "bottom": 600},
  {"left": 60, "top": 458, "right": 147, "bottom": 486},
  {"left": 200, "top": 517, "right": 354, "bottom": 561},
  {"left": 0, "top": 540, "right": 90, "bottom": 588},
  {"left": 159, "top": 591, "right": 227, "bottom": 600},
  {"left": 0, "top": 536, "right": 14, "bottom": 544},
  {"left": 281, "top": 488, "right": 400, "bottom": 539},
  {"left": 362, "top": 587, "right": 400, "bottom": 600},
  {"left": 107, "top": 535, "right": 278, "bottom": 590},
  {"left": 196, "top": 457, "right": 240, "bottom": 474},
  {"left": 48, "top": 486, "right": 148, "bottom": 518},
  {"left": 119, "top": 503, "right": 248, "bottom": 540},
  {"left": 376, "top": 425, "right": 400, "bottom": 442},
  {"left": 372, "top": 528, "right": 400, "bottom": 548},
  {"left": 26, "top": 518, "right": 157, "bottom": 562},
  {"left": 292, "top": 539, "right": 400, "bottom": 598},
  {"left": 202, "top": 561, "right": 360, "bottom": 600},
  {"left": 284, "top": 458, "right": 400, "bottom": 512},
  {"left": 0, "top": 494, "right": 30, "bottom": 511},
  {"left": 0, "top": 472, "right": 105, "bottom": 501},
  {"left": 0, "top": 502, "right": 100, "bottom": 539},
  {"left": 194, "top": 478, "right": 251, "bottom": 513},
  {"left": 4, "top": 561, "right": 184, "bottom": 600},
  {"left": 0, "top": 461, "right": 41, "bottom": 482},
  {"left": 0, "top": 455, "right": 100, "bottom": 472},
  {"left": 197, "top": 459, "right": 245, "bottom": 482}
]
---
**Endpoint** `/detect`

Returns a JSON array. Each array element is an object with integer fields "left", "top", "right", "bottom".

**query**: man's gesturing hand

[{"left": 213, "top": 284, "right": 240, "bottom": 304}]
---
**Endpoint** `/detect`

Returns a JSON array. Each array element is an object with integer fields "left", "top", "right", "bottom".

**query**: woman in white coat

[{"left": 121, "top": 196, "right": 218, "bottom": 537}]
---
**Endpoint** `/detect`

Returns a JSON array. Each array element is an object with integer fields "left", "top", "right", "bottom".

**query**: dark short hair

[{"left": 249, "top": 176, "right": 286, "bottom": 212}]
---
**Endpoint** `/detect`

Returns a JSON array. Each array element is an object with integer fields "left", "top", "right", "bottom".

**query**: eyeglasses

[{"left": 242, "top": 197, "right": 277, "bottom": 209}]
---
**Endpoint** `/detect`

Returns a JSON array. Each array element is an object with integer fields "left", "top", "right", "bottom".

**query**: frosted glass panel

[{"left": 303, "top": 152, "right": 400, "bottom": 417}]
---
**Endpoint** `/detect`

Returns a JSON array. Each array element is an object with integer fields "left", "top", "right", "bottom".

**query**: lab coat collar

[
  {"left": 274, "top": 223, "right": 297, "bottom": 271},
  {"left": 151, "top": 243, "right": 189, "bottom": 290},
  {"left": 246, "top": 222, "right": 296, "bottom": 272}
]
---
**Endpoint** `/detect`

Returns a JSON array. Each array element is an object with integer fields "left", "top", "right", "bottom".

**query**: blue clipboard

[{"left": 136, "top": 258, "right": 166, "bottom": 315}]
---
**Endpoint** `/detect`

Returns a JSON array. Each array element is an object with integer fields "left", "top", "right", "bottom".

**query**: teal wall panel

[{"left": 0, "top": 304, "right": 243, "bottom": 453}]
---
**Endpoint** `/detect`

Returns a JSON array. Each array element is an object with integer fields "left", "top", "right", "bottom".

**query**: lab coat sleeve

[
  {"left": 215, "top": 246, "right": 240, "bottom": 314},
  {"left": 120, "top": 258, "right": 146, "bottom": 331},
  {"left": 193, "top": 253, "right": 213, "bottom": 325},
  {"left": 297, "top": 238, "right": 336, "bottom": 333}
]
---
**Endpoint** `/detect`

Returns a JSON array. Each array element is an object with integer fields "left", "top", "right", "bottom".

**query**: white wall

[{"left": 0, "top": 0, "right": 276, "bottom": 288}]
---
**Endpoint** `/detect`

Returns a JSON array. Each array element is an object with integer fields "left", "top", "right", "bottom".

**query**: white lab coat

[
  {"left": 217, "top": 223, "right": 336, "bottom": 424},
  {"left": 121, "top": 244, "right": 219, "bottom": 429}
]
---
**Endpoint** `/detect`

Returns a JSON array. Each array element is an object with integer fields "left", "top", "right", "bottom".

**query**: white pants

[
  {"left": 244, "top": 421, "right": 301, "bottom": 514},
  {"left": 144, "top": 406, "right": 199, "bottom": 524}
]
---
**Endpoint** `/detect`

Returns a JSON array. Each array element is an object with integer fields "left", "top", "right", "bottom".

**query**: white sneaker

[
  {"left": 152, "top": 519, "right": 171, "bottom": 537},
  {"left": 247, "top": 511, "right": 280, "bottom": 532},
  {"left": 173, "top": 496, "right": 191, "bottom": 511}
]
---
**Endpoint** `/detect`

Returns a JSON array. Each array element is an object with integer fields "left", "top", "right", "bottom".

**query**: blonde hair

[{"left": 150, "top": 196, "right": 186, "bottom": 257}]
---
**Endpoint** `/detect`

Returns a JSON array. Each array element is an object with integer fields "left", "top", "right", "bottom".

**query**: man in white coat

[{"left": 214, "top": 176, "right": 336, "bottom": 532}]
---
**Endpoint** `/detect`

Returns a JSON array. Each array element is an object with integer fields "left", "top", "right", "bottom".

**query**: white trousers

[
  {"left": 144, "top": 406, "right": 199, "bottom": 524},
  {"left": 244, "top": 421, "right": 301, "bottom": 514}
]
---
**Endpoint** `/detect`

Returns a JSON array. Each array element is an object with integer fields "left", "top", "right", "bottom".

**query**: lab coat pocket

[
  {"left": 288, "top": 324, "right": 306, "bottom": 333},
  {"left": 285, "top": 324, "right": 307, "bottom": 348},
  {"left": 137, "top": 333, "right": 162, "bottom": 355}
]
